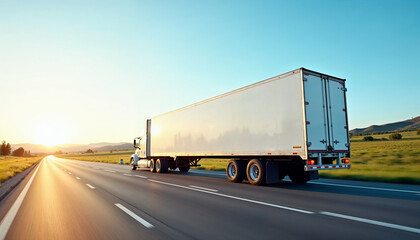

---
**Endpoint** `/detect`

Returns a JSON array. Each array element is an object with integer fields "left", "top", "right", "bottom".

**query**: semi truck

[{"left": 131, "top": 68, "right": 351, "bottom": 185}]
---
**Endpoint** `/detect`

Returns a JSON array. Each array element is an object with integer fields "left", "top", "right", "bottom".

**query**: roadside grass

[
  {"left": 57, "top": 150, "right": 133, "bottom": 165},
  {"left": 320, "top": 131, "right": 420, "bottom": 184},
  {"left": 0, "top": 156, "right": 44, "bottom": 187},
  {"left": 55, "top": 131, "right": 420, "bottom": 184}
]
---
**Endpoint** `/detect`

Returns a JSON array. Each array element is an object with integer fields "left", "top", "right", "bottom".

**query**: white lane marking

[
  {"left": 147, "top": 179, "right": 313, "bottom": 214},
  {"left": 86, "top": 184, "right": 95, "bottom": 189},
  {"left": 104, "top": 169, "right": 116, "bottom": 173},
  {"left": 115, "top": 203, "right": 154, "bottom": 229},
  {"left": 76, "top": 177, "right": 81, "bottom": 180},
  {"left": 68, "top": 172, "right": 72, "bottom": 175},
  {"left": 0, "top": 160, "right": 42, "bottom": 239},
  {"left": 310, "top": 181, "right": 420, "bottom": 194},
  {"left": 189, "top": 185, "right": 218, "bottom": 192},
  {"left": 320, "top": 212, "right": 420, "bottom": 234},
  {"left": 94, "top": 167, "right": 100, "bottom": 170},
  {"left": 123, "top": 174, "right": 132, "bottom": 177},
  {"left": 134, "top": 175, "right": 147, "bottom": 179}
]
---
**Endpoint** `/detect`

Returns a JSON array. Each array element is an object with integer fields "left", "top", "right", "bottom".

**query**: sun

[{"left": 34, "top": 119, "right": 71, "bottom": 146}]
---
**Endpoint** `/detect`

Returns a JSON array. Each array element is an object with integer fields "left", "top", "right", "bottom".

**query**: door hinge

[
  {"left": 333, "top": 140, "right": 340, "bottom": 144},
  {"left": 320, "top": 139, "right": 327, "bottom": 144}
]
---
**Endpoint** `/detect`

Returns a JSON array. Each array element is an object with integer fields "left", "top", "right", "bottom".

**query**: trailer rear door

[
  {"left": 326, "top": 80, "right": 349, "bottom": 151},
  {"left": 303, "top": 74, "right": 328, "bottom": 151},
  {"left": 303, "top": 71, "right": 349, "bottom": 152}
]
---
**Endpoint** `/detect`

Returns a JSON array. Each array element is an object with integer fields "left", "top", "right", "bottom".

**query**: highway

[{"left": 0, "top": 156, "right": 419, "bottom": 239}]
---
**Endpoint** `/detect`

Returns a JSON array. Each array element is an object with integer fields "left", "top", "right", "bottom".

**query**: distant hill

[
  {"left": 11, "top": 142, "right": 133, "bottom": 154},
  {"left": 350, "top": 116, "right": 420, "bottom": 134}
]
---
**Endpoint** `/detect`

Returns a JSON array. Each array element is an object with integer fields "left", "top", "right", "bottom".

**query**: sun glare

[{"left": 34, "top": 119, "right": 71, "bottom": 146}]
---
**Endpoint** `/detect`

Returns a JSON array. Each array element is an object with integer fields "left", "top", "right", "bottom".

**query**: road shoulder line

[
  {"left": 320, "top": 211, "right": 420, "bottom": 234},
  {"left": 0, "top": 158, "right": 42, "bottom": 239}
]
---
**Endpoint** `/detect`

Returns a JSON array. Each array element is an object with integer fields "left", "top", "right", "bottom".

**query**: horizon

[
  {"left": 10, "top": 115, "right": 420, "bottom": 147},
  {"left": 1, "top": 0, "right": 419, "bottom": 146}
]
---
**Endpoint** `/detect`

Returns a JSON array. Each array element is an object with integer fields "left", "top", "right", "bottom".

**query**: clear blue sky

[{"left": 1, "top": 0, "right": 419, "bottom": 144}]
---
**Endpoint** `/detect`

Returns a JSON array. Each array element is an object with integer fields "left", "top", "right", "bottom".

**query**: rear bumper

[{"left": 305, "top": 164, "right": 351, "bottom": 171}]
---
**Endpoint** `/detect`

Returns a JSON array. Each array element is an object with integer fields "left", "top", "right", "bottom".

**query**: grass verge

[
  {"left": 57, "top": 150, "right": 133, "bottom": 165},
  {"left": 0, "top": 156, "right": 44, "bottom": 187}
]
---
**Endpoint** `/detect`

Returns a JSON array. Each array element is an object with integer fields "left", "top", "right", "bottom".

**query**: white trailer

[{"left": 131, "top": 68, "right": 351, "bottom": 185}]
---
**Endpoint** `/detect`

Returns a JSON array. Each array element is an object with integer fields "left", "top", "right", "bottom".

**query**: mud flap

[
  {"left": 266, "top": 161, "right": 280, "bottom": 184},
  {"left": 307, "top": 170, "right": 319, "bottom": 180}
]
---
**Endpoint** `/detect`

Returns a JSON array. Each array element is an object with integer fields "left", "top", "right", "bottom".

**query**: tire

[
  {"left": 226, "top": 160, "right": 245, "bottom": 183},
  {"left": 130, "top": 158, "right": 136, "bottom": 170},
  {"left": 156, "top": 159, "right": 169, "bottom": 173},
  {"left": 246, "top": 159, "right": 266, "bottom": 185},
  {"left": 150, "top": 159, "right": 156, "bottom": 172},
  {"left": 288, "top": 164, "right": 309, "bottom": 184},
  {"left": 177, "top": 160, "right": 190, "bottom": 172}
]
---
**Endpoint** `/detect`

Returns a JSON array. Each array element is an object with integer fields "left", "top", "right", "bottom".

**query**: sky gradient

[{"left": 1, "top": 0, "right": 419, "bottom": 145}]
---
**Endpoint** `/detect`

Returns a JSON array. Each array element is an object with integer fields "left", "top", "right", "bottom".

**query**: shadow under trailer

[{"left": 131, "top": 68, "right": 351, "bottom": 185}]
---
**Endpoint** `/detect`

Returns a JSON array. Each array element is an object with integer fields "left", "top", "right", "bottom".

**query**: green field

[
  {"left": 57, "top": 150, "right": 133, "bottom": 164},
  {"left": 56, "top": 131, "right": 420, "bottom": 184},
  {"left": 0, "top": 156, "right": 44, "bottom": 186},
  {"left": 320, "top": 131, "right": 420, "bottom": 184}
]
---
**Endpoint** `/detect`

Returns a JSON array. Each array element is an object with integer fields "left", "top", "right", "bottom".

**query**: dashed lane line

[
  {"left": 147, "top": 179, "right": 313, "bottom": 214},
  {"left": 86, "top": 184, "right": 95, "bottom": 189},
  {"left": 189, "top": 185, "right": 218, "bottom": 192},
  {"left": 134, "top": 175, "right": 147, "bottom": 179},
  {"left": 115, "top": 203, "right": 154, "bottom": 229}
]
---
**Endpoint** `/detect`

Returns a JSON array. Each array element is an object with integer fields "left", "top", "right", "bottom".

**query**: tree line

[{"left": 1, "top": 141, "right": 31, "bottom": 157}]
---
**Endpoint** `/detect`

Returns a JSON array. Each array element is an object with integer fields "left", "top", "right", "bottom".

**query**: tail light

[
  {"left": 307, "top": 160, "right": 316, "bottom": 165},
  {"left": 342, "top": 159, "right": 350, "bottom": 164}
]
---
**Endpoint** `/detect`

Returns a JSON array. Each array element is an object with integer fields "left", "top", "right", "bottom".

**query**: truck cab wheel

[
  {"left": 156, "top": 159, "right": 169, "bottom": 173},
  {"left": 246, "top": 159, "right": 266, "bottom": 185},
  {"left": 226, "top": 160, "right": 245, "bottom": 183},
  {"left": 130, "top": 158, "right": 136, "bottom": 170},
  {"left": 150, "top": 159, "right": 156, "bottom": 172}
]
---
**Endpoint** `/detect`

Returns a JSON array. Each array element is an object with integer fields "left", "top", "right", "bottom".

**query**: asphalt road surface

[{"left": 0, "top": 156, "right": 419, "bottom": 240}]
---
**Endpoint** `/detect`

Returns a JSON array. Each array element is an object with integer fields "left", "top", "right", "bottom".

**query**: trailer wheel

[
  {"left": 156, "top": 159, "right": 169, "bottom": 173},
  {"left": 288, "top": 165, "right": 309, "bottom": 184},
  {"left": 130, "top": 158, "right": 136, "bottom": 170},
  {"left": 177, "top": 159, "right": 190, "bottom": 172},
  {"left": 226, "top": 160, "right": 245, "bottom": 183},
  {"left": 150, "top": 159, "right": 156, "bottom": 172},
  {"left": 246, "top": 159, "right": 266, "bottom": 185}
]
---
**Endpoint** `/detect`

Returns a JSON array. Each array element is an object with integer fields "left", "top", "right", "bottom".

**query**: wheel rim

[
  {"left": 249, "top": 164, "right": 259, "bottom": 181},
  {"left": 227, "top": 163, "right": 236, "bottom": 178},
  {"left": 151, "top": 161, "right": 154, "bottom": 169},
  {"left": 156, "top": 161, "right": 160, "bottom": 171}
]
